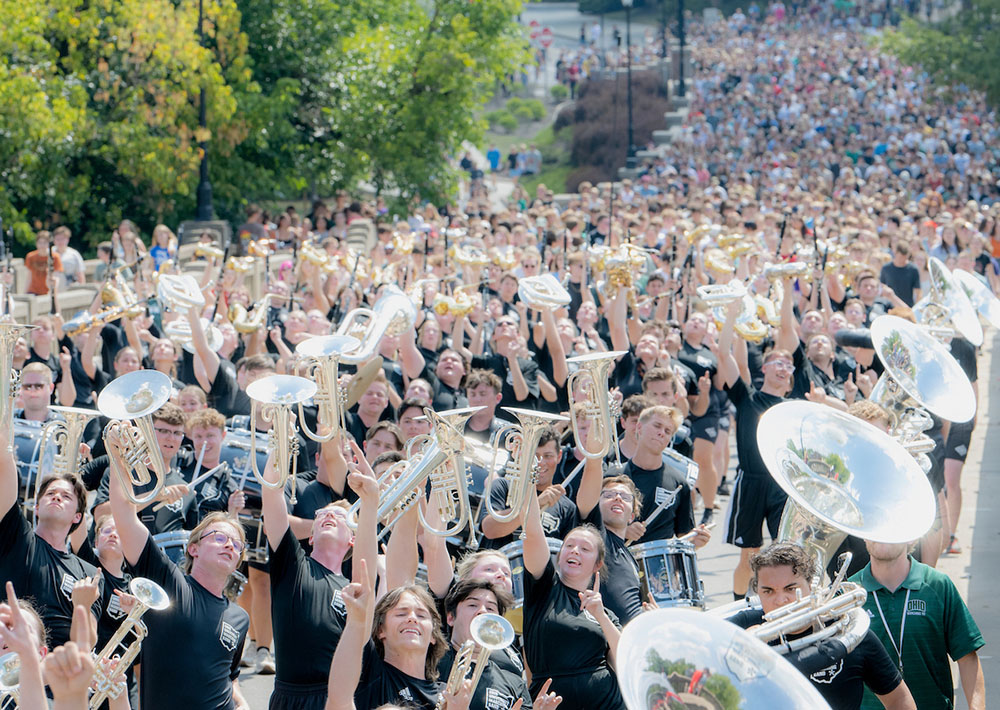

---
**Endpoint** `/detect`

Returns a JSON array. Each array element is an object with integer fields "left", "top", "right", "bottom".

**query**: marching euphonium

[
  {"left": 0, "top": 322, "right": 32, "bottom": 452},
  {"left": 246, "top": 375, "right": 317, "bottom": 505},
  {"left": 518, "top": 274, "right": 571, "bottom": 310},
  {"left": 436, "top": 614, "right": 515, "bottom": 710},
  {"left": 89, "top": 578, "right": 170, "bottom": 709},
  {"left": 0, "top": 652, "right": 19, "bottom": 709},
  {"left": 485, "top": 408, "right": 570, "bottom": 523},
  {"left": 912, "top": 257, "right": 984, "bottom": 346},
  {"left": 157, "top": 273, "right": 206, "bottom": 315},
  {"left": 294, "top": 335, "right": 360, "bottom": 443},
  {"left": 30, "top": 406, "right": 102, "bottom": 514},
  {"left": 98, "top": 371, "right": 173, "bottom": 506},
  {"left": 566, "top": 351, "right": 627, "bottom": 460},
  {"left": 335, "top": 285, "right": 417, "bottom": 365},
  {"left": 346, "top": 407, "right": 480, "bottom": 539}
]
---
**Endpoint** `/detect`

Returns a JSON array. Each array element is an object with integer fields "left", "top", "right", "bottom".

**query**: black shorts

[
  {"left": 268, "top": 680, "right": 327, "bottom": 710},
  {"left": 724, "top": 470, "right": 788, "bottom": 549},
  {"left": 943, "top": 420, "right": 975, "bottom": 462},
  {"left": 926, "top": 448, "right": 945, "bottom": 495},
  {"left": 718, "top": 413, "right": 732, "bottom": 432},
  {"left": 689, "top": 413, "right": 719, "bottom": 443}
]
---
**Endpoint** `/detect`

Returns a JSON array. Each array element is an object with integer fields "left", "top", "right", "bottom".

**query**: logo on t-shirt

[
  {"left": 810, "top": 660, "right": 844, "bottom": 684},
  {"left": 219, "top": 621, "right": 240, "bottom": 653},
  {"left": 484, "top": 687, "right": 515, "bottom": 710},
  {"left": 163, "top": 498, "right": 184, "bottom": 513},
  {"left": 199, "top": 481, "right": 219, "bottom": 502},
  {"left": 540, "top": 511, "right": 559, "bottom": 534},
  {"left": 398, "top": 688, "right": 414, "bottom": 702},
  {"left": 331, "top": 589, "right": 346, "bottom": 617},
  {"left": 106, "top": 592, "right": 127, "bottom": 620},
  {"left": 59, "top": 573, "right": 78, "bottom": 603},
  {"left": 504, "top": 647, "right": 524, "bottom": 673},
  {"left": 906, "top": 599, "right": 927, "bottom": 617},
  {"left": 696, "top": 355, "right": 714, "bottom": 368},
  {"left": 654, "top": 485, "right": 682, "bottom": 509}
]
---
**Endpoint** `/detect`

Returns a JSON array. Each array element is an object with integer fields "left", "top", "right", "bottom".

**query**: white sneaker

[
  {"left": 240, "top": 640, "right": 256, "bottom": 668},
  {"left": 255, "top": 646, "right": 276, "bottom": 675}
]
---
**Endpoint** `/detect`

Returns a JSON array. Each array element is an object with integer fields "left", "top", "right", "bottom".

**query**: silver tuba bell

[
  {"left": 99, "top": 370, "right": 174, "bottom": 506},
  {"left": 566, "top": 351, "right": 627, "bottom": 460},
  {"left": 294, "top": 334, "right": 361, "bottom": 443},
  {"left": 485, "top": 408, "right": 570, "bottom": 523},
  {"left": 616, "top": 608, "right": 832, "bottom": 710},
  {"left": 335, "top": 285, "right": 417, "bottom": 365},
  {"left": 953, "top": 268, "right": 1000, "bottom": 329},
  {"left": 912, "top": 257, "right": 983, "bottom": 345},
  {"left": 245, "top": 375, "right": 317, "bottom": 506},
  {"left": 518, "top": 273, "right": 572, "bottom": 310}
]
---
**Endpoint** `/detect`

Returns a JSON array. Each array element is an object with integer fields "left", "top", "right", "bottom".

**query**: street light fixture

[
  {"left": 195, "top": 0, "right": 213, "bottom": 220},
  {"left": 622, "top": 0, "right": 636, "bottom": 168}
]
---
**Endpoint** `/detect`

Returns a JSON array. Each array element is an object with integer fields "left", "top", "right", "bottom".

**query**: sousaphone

[
  {"left": 913, "top": 257, "right": 983, "bottom": 346},
  {"left": 953, "top": 268, "right": 1000, "bottom": 329}
]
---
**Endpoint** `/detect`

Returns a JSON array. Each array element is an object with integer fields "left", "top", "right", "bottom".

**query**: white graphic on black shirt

[
  {"left": 163, "top": 498, "right": 184, "bottom": 513},
  {"left": 504, "top": 646, "right": 524, "bottom": 673},
  {"left": 484, "top": 687, "right": 515, "bottom": 710},
  {"left": 219, "top": 621, "right": 240, "bottom": 652},
  {"left": 398, "top": 688, "right": 414, "bottom": 702},
  {"left": 810, "top": 659, "right": 844, "bottom": 684},
  {"left": 106, "top": 592, "right": 126, "bottom": 620},
  {"left": 59, "top": 573, "right": 78, "bottom": 603},
  {"left": 654, "top": 485, "right": 681, "bottom": 509},
  {"left": 540, "top": 511, "right": 559, "bottom": 534},
  {"left": 331, "top": 589, "right": 346, "bottom": 617}
]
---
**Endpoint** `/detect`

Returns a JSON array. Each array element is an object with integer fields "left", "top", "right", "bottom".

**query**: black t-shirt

[
  {"left": 75, "top": 539, "right": 132, "bottom": 650},
  {"left": 581, "top": 507, "right": 642, "bottom": 625},
  {"left": 729, "top": 608, "right": 902, "bottom": 710},
  {"left": 129, "top": 536, "right": 249, "bottom": 710},
  {"left": 269, "top": 528, "right": 350, "bottom": 685},
  {"left": 479, "top": 478, "right": 578, "bottom": 550},
  {"left": 471, "top": 354, "right": 540, "bottom": 418},
  {"left": 621, "top": 459, "right": 694, "bottom": 544},
  {"left": 949, "top": 336, "right": 978, "bottom": 384},
  {"left": 790, "top": 342, "right": 847, "bottom": 401},
  {"left": 437, "top": 645, "right": 532, "bottom": 710},
  {"left": 726, "top": 377, "right": 785, "bottom": 479},
  {"left": 0, "top": 505, "right": 104, "bottom": 650},
  {"left": 522, "top": 559, "right": 625, "bottom": 710},
  {"left": 611, "top": 350, "right": 646, "bottom": 399},
  {"left": 677, "top": 341, "right": 721, "bottom": 419},
  {"left": 209, "top": 363, "right": 250, "bottom": 419},
  {"left": 354, "top": 640, "right": 444, "bottom": 710},
  {"left": 95, "top": 466, "right": 199, "bottom": 535},
  {"left": 879, "top": 262, "right": 921, "bottom": 307},
  {"left": 419, "top": 364, "right": 470, "bottom": 415}
]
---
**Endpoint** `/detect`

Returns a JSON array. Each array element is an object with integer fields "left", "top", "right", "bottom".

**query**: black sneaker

[
  {"left": 717, "top": 482, "right": 732, "bottom": 497},
  {"left": 700, "top": 508, "right": 714, "bottom": 526}
]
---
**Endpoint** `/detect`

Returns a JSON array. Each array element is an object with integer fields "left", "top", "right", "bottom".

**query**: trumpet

[
  {"left": 195, "top": 243, "right": 225, "bottom": 260},
  {"left": 294, "top": 335, "right": 360, "bottom": 443},
  {"left": 335, "top": 285, "right": 417, "bottom": 365},
  {"left": 518, "top": 273, "right": 571, "bottom": 310},
  {"left": 450, "top": 245, "right": 490, "bottom": 270},
  {"left": 437, "top": 614, "right": 515, "bottom": 710},
  {"left": 225, "top": 256, "right": 255, "bottom": 273},
  {"left": 228, "top": 293, "right": 275, "bottom": 334},
  {"left": 246, "top": 375, "right": 316, "bottom": 506},
  {"left": 98, "top": 371, "right": 173, "bottom": 506},
  {"left": 696, "top": 279, "right": 746, "bottom": 306},
  {"left": 89, "top": 578, "right": 170, "bottom": 709},
  {"left": 566, "top": 352, "right": 627, "bottom": 460},
  {"left": 764, "top": 261, "right": 813, "bottom": 282},
  {"left": 432, "top": 290, "right": 476, "bottom": 318},
  {"left": 703, "top": 247, "right": 734, "bottom": 275},
  {"left": 485, "top": 408, "right": 569, "bottom": 523},
  {"left": 347, "top": 407, "right": 479, "bottom": 539}
]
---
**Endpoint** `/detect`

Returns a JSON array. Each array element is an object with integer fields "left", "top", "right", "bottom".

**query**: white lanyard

[{"left": 872, "top": 588, "right": 910, "bottom": 675}]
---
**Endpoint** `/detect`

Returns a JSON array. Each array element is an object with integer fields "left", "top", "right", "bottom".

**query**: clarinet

[
  {"left": 47, "top": 240, "right": 56, "bottom": 314},
  {"left": 209, "top": 243, "right": 231, "bottom": 321}
]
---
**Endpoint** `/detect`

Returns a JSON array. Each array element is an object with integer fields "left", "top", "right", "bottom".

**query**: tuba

[
  {"left": 437, "top": 614, "right": 516, "bottom": 710},
  {"left": 335, "top": 285, "right": 417, "bottom": 365},
  {"left": 347, "top": 407, "right": 480, "bottom": 539},
  {"left": 953, "top": 268, "right": 1000, "bottom": 329},
  {"left": 616, "top": 608, "right": 833, "bottom": 710},
  {"left": 89, "top": 578, "right": 170, "bottom": 709},
  {"left": 518, "top": 274, "right": 571, "bottom": 310},
  {"left": 566, "top": 351, "right": 627, "bottom": 460},
  {"left": 0, "top": 322, "right": 32, "bottom": 452},
  {"left": 913, "top": 257, "right": 984, "bottom": 345},
  {"left": 485, "top": 408, "right": 570, "bottom": 523},
  {"left": 293, "top": 334, "right": 360, "bottom": 443},
  {"left": 98, "top": 371, "right": 173, "bottom": 506},
  {"left": 245, "top": 375, "right": 317, "bottom": 506}
]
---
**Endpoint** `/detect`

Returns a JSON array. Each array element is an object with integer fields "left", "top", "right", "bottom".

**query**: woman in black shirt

[{"left": 522, "top": 490, "right": 625, "bottom": 710}]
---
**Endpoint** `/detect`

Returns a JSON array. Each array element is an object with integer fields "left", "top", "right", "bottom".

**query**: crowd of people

[{"left": 0, "top": 1, "right": 995, "bottom": 710}]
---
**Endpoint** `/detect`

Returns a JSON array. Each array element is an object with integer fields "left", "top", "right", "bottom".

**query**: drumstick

[
  {"left": 625, "top": 485, "right": 683, "bottom": 548},
  {"left": 559, "top": 458, "right": 587, "bottom": 491},
  {"left": 152, "top": 461, "right": 230, "bottom": 511},
  {"left": 678, "top": 522, "right": 716, "bottom": 543}
]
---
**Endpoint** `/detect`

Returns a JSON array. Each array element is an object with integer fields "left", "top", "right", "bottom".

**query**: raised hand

[
  {"left": 42, "top": 605, "right": 96, "bottom": 701},
  {"left": 0, "top": 582, "right": 41, "bottom": 658},
  {"left": 71, "top": 575, "right": 100, "bottom": 610},
  {"left": 533, "top": 678, "right": 564, "bottom": 710},
  {"left": 341, "top": 559, "right": 372, "bottom": 622},
  {"left": 578, "top": 574, "right": 605, "bottom": 619}
]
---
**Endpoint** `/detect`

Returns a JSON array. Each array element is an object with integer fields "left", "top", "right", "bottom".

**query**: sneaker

[
  {"left": 240, "top": 640, "right": 256, "bottom": 668},
  {"left": 944, "top": 535, "right": 962, "bottom": 555},
  {"left": 717, "top": 482, "right": 732, "bottom": 497},
  {"left": 255, "top": 646, "right": 276, "bottom": 675},
  {"left": 700, "top": 508, "right": 714, "bottom": 526}
]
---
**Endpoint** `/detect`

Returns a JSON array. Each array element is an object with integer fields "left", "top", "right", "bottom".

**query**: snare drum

[
  {"left": 12, "top": 418, "right": 45, "bottom": 502},
  {"left": 662, "top": 447, "right": 699, "bottom": 488},
  {"left": 501, "top": 537, "right": 563, "bottom": 633},
  {"left": 152, "top": 530, "right": 191, "bottom": 567},
  {"left": 220, "top": 429, "right": 270, "bottom": 503},
  {"left": 238, "top": 511, "right": 270, "bottom": 565},
  {"left": 631, "top": 539, "right": 704, "bottom": 609}
]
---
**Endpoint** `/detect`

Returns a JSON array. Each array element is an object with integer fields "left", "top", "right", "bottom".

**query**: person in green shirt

[{"left": 850, "top": 541, "right": 985, "bottom": 710}]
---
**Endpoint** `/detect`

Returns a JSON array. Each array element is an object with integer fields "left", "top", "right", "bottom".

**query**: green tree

[{"left": 882, "top": 5, "right": 1000, "bottom": 106}]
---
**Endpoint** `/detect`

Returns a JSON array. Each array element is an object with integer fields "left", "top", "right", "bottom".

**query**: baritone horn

[
  {"left": 294, "top": 334, "right": 360, "bottom": 442},
  {"left": 246, "top": 375, "right": 317, "bottom": 505},
  {"left": 335, "top": 285, "right": 417, "bottom": 365},
  {"left": 89, "top": 578, "right": 171, "bottom": 709},
  {"left": 566, "top": 351, "right": 627, "bottom": 460},
  {"left": 98, "top": 371, "right": 173, "bottom": 506},
  {"left": 485, "top": 408, "right": 570, "bottom": 523},
  {"left": 436, "top": 614, "right": 515, "bottom": 710},
  {"left": 32, "top": 406, "right": 102, "bottom": 512},
  {"left": 518, "top": 273, "right": 571, "bottom": 310}
]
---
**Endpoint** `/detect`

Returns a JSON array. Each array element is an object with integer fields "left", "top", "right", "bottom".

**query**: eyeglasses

[
  {"left": 199, "top": 530, "right": 245, "bottom": 553},
  {"left": 98, "top": 526, "right": 116, "bottom": 537},
  {"left": 154, "top": 428, "right": 185, "bottom": 438},
  {"left": 21, "top": 383, "right": 47, "bottom": 390},
  {"left": 601, "top": 490, "right": 635, "bottom": 503}
]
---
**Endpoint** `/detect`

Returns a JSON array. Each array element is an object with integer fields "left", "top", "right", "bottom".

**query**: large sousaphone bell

[
  {"left": 756, "top": 400, "right": 936, "bottom": 572},
  {"left": 953, "top": 268, "right": 1000, "bottom": 329},
  {"left": 616, "top": 608, "right": 832, "bottom": 710},
  {"left": 98, "top": 370, "right": 174, "bottom": 506},
  {"left": 913, "top": 257, "right": 983, "bottom": 345}
]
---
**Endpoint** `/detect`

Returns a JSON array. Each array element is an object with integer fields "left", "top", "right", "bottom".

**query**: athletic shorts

[
  {"left": 718, "top": 414, "right": 732, "bottom": 433},
  {"left": 268, "top": 680, "right": 327, "bottom": 710},
  {"left": 724, "top": 469, "right": 788, "bottom": 549},
  {"left": 926, "top": 448, "right": 945, "bottom": 495},
  {"left": 689, "top": 413, "right": 719, "bottom": 443},
  {"left": 943, "top": 420, "right": 975, "bottom": 462}
]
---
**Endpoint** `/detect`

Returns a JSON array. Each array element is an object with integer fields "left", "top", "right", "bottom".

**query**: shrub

[
  {"left": 550, "top": 84, "right": 570, "bottom": 101},
  {"left": 511, "top": 103, "right": 537, "bottom": 122},
  {"left": 524, "top": 98, "right": 546, "bottom": 120},
  {"left": 487, "top": 110, "right": 518, "bottom": 133}
]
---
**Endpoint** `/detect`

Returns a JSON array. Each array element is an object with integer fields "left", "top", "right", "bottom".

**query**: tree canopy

[{"left": 0, "top": 0, "right": 527, "bottom": 250}]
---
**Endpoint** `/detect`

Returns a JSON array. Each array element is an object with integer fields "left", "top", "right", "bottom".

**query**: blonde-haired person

[
  {"left": 150, "top": 224, "right": 178, "bottom": 272},
  {"left": 107, "top": 417, "right": 251, "bottom": 710}
]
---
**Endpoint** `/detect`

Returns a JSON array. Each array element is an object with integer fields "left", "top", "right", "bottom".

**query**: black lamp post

[
  {"left": 677, "top": 0, "right": 686, "bottom": 97},
  {"left": 195, "top": 0, "right": 214, "bottom": 220},
  {"left": 622, "top": 0, "right": 636, "bottom": 168}
]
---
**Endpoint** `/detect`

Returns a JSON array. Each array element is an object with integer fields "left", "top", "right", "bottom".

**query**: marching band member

[{"left": 0, "top": 581, "right": 49, "bottom": 710}]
